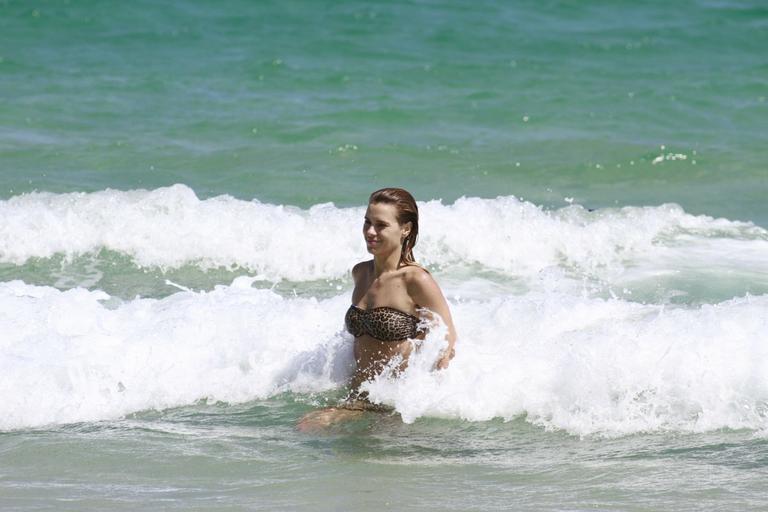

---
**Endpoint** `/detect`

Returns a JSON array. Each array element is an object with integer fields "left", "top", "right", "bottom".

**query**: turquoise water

[
  {"left": 3, "top": 0, "right": 767, "bottom": 221},
  {"left": 2, "top": 0, "right": 768, "bottom": 510}
]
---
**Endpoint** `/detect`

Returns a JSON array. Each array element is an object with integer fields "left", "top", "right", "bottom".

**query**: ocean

[{"left": 1, "top": 0, "right": 767, "bottom": 510}]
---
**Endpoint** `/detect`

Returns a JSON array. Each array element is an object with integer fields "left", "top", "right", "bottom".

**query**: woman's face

[{"left": 363, "top": 202, "right": 410, "bottom": 256}]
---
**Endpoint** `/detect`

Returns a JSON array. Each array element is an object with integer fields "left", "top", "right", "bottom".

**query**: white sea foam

[
  {"left": 0, "top": 185, "right": 362, "bottom": 281},
  {"left": 366, "top": 291, "right": 768, "bottom": 436},
  {"left": 0, "top": 279, "right": 355, "bottom": 430},
  {"left": 1, "top": 185, "right": 765, "bottom": 283},
  {"left": 1, "top": 279, "right": 767, "bottom": 435}
]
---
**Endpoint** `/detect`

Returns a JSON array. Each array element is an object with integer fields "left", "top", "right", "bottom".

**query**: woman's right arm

[{"left": 350, "top": 261, "right": 368, "bottom": 305}]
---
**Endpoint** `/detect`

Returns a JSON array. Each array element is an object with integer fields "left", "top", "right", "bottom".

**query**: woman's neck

[{"left": 373, "top": 250, "right": 402, "bottom": 277}]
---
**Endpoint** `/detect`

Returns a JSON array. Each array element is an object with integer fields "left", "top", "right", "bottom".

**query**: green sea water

[
  {"left": 2, "top": 1, "right": 768, "bottom": 510},
  {"left": 2, "top": 0, "right": 767, "bottom": 222}
]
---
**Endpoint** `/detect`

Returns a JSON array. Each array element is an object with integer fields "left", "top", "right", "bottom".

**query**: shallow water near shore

[
  {"left": 2, "top": 0, "right": 767, "bottom": 509},
  {"left": 3, "top": 402, "right": 768, "bottom": 511}
]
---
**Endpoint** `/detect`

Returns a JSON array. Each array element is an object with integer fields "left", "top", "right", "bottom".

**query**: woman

[{"left": 299, "top": 188, "right": 456, "bottom": 430}]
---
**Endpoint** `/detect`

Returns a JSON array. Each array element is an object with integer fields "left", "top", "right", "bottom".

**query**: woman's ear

[{"left": 401, "top": 221, "right": 412, "bottom": 238}]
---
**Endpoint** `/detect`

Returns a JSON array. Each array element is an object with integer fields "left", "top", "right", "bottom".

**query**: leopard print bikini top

[{"left": 345, "top": 305, "right": 421, "bottom": 342}]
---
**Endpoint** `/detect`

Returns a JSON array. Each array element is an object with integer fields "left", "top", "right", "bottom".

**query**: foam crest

[
  {"left": 0, "top": 185, "right": 363, "bottom": 280},
  {"left": 1, "top": 185, "right": 765, "bottom": 282},
  {"left": 418, "top": 196, "right": 767, "bottom": 277},
  {"left": 2, "top": 279, "right": 767, "bottom": 435}
]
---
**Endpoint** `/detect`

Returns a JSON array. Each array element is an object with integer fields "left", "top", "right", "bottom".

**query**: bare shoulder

[
  {"left": 402, "top": 264, "right": 438, "bottom": 292},
  {"left": 402, "top": 263, "right": 429, "bottom": 277},
  {"left": 351, "top": 260, "right": 373, "bottom": 281},
  {"left": 402, "top": 264, "right": 451, "bottom": 317}
]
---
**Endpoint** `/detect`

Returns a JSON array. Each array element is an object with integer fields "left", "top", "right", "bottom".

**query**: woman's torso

[{"left": 346, "top": 261, "right": 425, "bottom": 385}]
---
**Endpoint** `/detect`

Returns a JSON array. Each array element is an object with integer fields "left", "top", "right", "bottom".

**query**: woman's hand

[{"left": 435, "top": 347, "right": 455, "bottom": 370}]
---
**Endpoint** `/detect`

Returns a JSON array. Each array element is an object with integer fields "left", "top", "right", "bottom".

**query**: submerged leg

[
  {"left": 296, "top": 396, "right": 392, "bottom": 433},
  {"left": 296, "top": 407, "right": 365, "bottom": 433}
]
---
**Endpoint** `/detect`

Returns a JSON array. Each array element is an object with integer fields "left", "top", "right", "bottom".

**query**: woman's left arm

[{"left": 406, "top": 268, "right": 457, "bottom": 370}]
